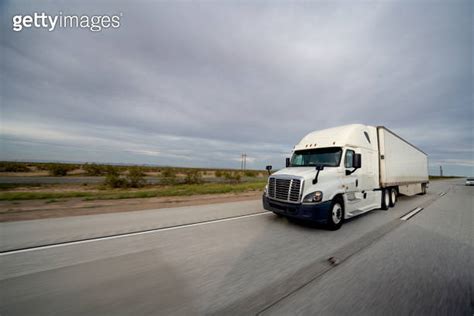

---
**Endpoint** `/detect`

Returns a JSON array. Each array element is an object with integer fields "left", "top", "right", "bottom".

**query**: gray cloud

[{"left": 1, "top": 0, "right": 472, "bottom": 175}]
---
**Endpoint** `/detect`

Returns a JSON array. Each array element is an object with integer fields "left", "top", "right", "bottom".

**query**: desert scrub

[
  {"left": 103, "top": 167, "right": 126, "bottom": 188},
  {"left": 0, "top": 181, "right": 266, "bottom": 201},
  {"left": 160, "top": 168, "right": 177, "bottom": 184},
  {"left": 104, "top": 173, "right": 129, "bottom": 188},
  {"left": 82, "top": 163, "right": 107, "bottom": 176},
  {"left": 223, "top": 171, "right": 242, "bottom": 183},
  {"left": 244, "top": 170, "right": 259, "bottom": 177},
  {"left": 0, "top": 162, "right": 30, "bottom": 172},
  {"left": 126, "top": 167, "right": 146, "bottom": 188},
  {"left": 184, "top": 170, "right": 203, "bottom": 184},
  {"left": 47, "top": 164, "right": 75, "bottom": 176}
]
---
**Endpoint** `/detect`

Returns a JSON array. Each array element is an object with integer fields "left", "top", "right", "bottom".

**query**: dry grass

[{"left": 0, "top": 181, "right": 266, "bottom": 201}]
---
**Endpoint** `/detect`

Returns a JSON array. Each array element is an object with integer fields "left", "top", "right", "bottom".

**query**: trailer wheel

[
  {"left": 381, "top": 189, "right": 390, "bottom": 210},
  {"left": 389, "top": 188, "right": 397, "bottom": 207},
  {"left": 421, "top": 183, "right": 427, "bottom": 195},
  {"left": 327, "top": 198, "right": 344, "bottom": 230}
]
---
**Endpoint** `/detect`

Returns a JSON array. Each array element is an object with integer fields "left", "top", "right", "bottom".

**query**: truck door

[
  {"left": 343, "top": 148, "right": 369, "bottom": 215},
  {"left": 344, "top": 149, "right": 357, "bottom": 191}
]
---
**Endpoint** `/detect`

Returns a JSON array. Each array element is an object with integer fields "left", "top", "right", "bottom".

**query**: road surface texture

[{"left": 0, "top": 179, "right": 472, "bottom": 315}]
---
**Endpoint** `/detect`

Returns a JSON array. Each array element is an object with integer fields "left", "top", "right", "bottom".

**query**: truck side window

[{"left": 345, "top": 150, "right": 354, "bottom": 168}]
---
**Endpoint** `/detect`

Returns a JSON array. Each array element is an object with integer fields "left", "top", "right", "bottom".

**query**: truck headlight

[
  {"left": 264, "top": 184, "right": 268, "bottom": 196},
  {"left": 303, "top": 191, "right": 323, "bottom": 203}
]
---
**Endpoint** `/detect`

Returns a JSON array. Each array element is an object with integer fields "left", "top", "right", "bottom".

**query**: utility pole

[
  {"left": 440, "top": 165, "right": 443, "bottom": 177},
  {"left": 241, "top": 153, "right": 247, "bottom": 170}
]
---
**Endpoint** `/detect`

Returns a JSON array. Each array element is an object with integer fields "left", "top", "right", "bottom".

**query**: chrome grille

[
  {"left": 268, "top": 177, "right": 303, "bottom": 203},
  {"left": 289, "top": 179, "right": 301, "bottom": 202}
]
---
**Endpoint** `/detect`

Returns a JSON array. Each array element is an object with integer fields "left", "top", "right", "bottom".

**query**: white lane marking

[
  {"left": 0, "top": 212, "right": 272, "bottom": 256},
  {"left": 400, "top": 207, "right": 424, "bottom": 221},
  {"left": 439, "top": 192, "right": 446, "bottom": 196}
]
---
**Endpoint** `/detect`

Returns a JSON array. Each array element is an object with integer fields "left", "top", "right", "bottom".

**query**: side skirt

[{"left": 344, "top": 190, "right": 382, "bottom": 219}]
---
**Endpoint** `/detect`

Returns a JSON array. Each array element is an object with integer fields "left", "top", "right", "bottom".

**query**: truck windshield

[{"left": 290, "top": 147, "right": 342, "bottom": 167}]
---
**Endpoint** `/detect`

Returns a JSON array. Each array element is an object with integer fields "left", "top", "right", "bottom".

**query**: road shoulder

[{"left": 0, "top": 191, "right": 262, "bottom": 222}]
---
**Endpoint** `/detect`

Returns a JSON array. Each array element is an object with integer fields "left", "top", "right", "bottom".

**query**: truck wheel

[
  {"left": 327, "top": 199, "right": 344, "bottom": 230},
  {"left": 421, "top": 183, "right": 427, "bottom": 195},
  {"left": 381, "top": 189, "right": 390, "bottom": 210},
  {"left": 389, "top": 188, "right": 397, "bottom": 207}
]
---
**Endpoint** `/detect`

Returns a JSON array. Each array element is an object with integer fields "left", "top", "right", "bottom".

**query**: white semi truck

[{"left": 263, "top": 124, "right": 429, "bottom": 230}]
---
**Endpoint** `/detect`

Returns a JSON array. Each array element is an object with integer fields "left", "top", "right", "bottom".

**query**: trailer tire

[
  {"left": 420, "top": 183, "right": 427, "bottom": 195},
  {"left": 327, "top": 198, "right": 344, "bottom": 230},
  {"left": 389, "top": 188, "right": 397, "bottom": 207},
  {"left": 381, "top": 189, "right": 390, "bottom": 210}
]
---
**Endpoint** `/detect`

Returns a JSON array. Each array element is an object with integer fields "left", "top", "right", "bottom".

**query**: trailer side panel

[{"left": 378, "top": 127, "right": 428, "bottom": 187}]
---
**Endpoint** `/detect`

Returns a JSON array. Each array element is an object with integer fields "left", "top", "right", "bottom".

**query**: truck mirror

[
  {"left": 266, "top": 165, "right": 272, "bottom": 175},
  {"left": 353, "top": 154, "right": 362, "bottom": 169},
  {"left": 313, "top": 165, "right": 325, "bottom": 184},
  {"left": 346, "top": 155, "right": 361, "bottom": 175},
  {"left": 285, "top": 158, "right": 290, "bottom": 168}
]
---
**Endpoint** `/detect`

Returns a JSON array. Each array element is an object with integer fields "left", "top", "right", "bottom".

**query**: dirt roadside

[{"left": 0, "top": 191, "right": 262, "bottom": 222}]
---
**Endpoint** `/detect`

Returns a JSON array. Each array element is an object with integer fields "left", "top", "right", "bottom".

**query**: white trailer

[
  {"left": 378, "top": 127, "right": 429, "bottom": 196},
  {"left": 263, "top": 124, "right": 429, "bottom": 230}
]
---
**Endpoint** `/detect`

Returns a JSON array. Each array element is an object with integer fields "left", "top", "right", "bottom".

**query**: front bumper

[{"left": 262, "top": 195, "right": 332, "bottom": 223}]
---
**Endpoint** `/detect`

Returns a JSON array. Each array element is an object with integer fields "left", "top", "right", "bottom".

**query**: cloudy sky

[{"left": 1, "top": 0, "right": 472, "bottom": 175}]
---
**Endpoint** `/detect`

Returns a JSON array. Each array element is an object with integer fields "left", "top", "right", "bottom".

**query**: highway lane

[
  {"left": 0, "top": 200, "right": 265, "bottom": 252},
  {"left": 263, "top": 181, "right": 473, "bottom": 315},
  {"left": 0, "top": 180, "right": 469, "bottom": 315}
]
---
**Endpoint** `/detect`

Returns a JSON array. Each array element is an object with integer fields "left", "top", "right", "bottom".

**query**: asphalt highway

[{"left": 0, "top": 179, "right": 471, "bottom": 315}]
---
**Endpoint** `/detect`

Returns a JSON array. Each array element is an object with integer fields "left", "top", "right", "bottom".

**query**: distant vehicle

[
  {"left": 263, "top": 124, "right": 429, "bottom": 230},
  {"left": 466, "top": 178, "right": 474, "bottom": 186}
]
